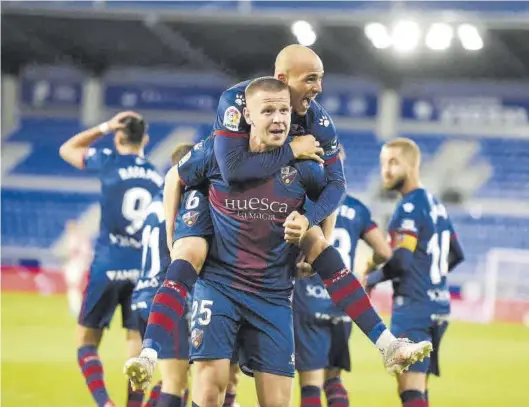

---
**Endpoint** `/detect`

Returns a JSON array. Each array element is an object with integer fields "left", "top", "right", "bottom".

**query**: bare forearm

[{"left": 59, "top": 124, "right": 108, "bottom": 168}]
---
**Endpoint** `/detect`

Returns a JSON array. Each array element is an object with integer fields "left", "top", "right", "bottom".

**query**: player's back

[
  {"left": 389, "top": 188, "right": 454, "bottom": 314},
  {"left": 85, "top": 148, "right": 164, "bottom": 259},
  {"left": 133, "top": 193, "right": 170, "bottom": 310},
  {"left": 294, "top": 195, "right": 375, "bottom": 320}
]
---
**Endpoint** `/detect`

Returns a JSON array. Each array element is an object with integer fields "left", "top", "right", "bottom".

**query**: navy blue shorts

[
  {"left": 173, "top": 188, "right": 213, "bottom": 243},
  {"left": 294, "top": 314, "right": 352, "bottom": 372},
  {"left": 79, "top": 262, "right": 138, "bottom": 330},
  {"left": 391, "top": 311, "right": 449, "bottom": 376},
  {"left": 189, "top": 279, "right": 295, "bottom": 377}
]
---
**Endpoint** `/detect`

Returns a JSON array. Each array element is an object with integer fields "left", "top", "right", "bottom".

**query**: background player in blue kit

[
  {"left": 363, "top": 138, "right": 465, "bottom": 407},
  {"left": 131, "top": 143, "right": 194, "bottom": 407},
  {"left": 294, "top": 150, "right": 393, "bottom": 407},
  {"left": 60, "top": 111, "right": 163, "bottom": 407}
]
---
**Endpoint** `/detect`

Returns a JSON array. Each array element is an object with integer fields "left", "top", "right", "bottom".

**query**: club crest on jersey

[
  {"left": 183, "top": 211, "right": 199, "bottom": 227},
  {"left": 191, "top": 328, "right": 203, "bottom": 348},
  {"left": 280, "top": 166, "right": 298, "bottom": 185},
  {"left": 223, "top": 106, "right": 241, "bottom": 131}
]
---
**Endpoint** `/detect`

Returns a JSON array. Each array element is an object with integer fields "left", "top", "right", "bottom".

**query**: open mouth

[
  {"left": 270, "top": 129, "right": 284, "bottom": 135},
  {"left": 301, "top": 97, "right": 311, "bottom": 109}
]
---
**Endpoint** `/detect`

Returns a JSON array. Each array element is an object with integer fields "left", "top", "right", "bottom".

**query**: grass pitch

[{"left": 2, "top": 293, "right": 529, "bottom": 407}]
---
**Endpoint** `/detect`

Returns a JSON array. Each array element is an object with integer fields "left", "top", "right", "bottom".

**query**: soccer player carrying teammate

[
  {"left": 60, "top": 112, "right": 163, "bottom": 407},
  {"left": 362, "top": 138, "right": 465, "bottom": 407},
  {"left": 132, "top": 143, "right": 195, "bottom": 407},
  {"left": 126, "top": 78, "right": 431, "bottom": 404},
  {"left": 293, "top": 150, "right": 393, "bottom": 407}
]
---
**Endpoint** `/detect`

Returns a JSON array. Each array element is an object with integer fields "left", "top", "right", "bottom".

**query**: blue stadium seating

[
  {"left": 2, "top": 118, "right": 528, "bottom": 253},
  {"left": 1, "top": 189, "right": 99, "bottom": 248}
]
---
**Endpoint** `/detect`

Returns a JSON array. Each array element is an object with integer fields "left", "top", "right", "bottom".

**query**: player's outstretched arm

[
  {"left": 59, "top": 111, "right": 140, "bottom": 169},
  {"left": 163, "top": 166, "right": 184, "bottom": 250},
  {"left": 214, "top": 134, "right": 323, "bottom": 183}
]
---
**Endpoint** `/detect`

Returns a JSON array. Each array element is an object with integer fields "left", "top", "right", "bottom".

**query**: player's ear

[
  {"left": 277, "top": 73, "right": 287, "bottom": 83},
  {"left": 142, "top": 134, "right": 150, "bottom": 148},
  {"left": 243, "top": 107, "right": 253, "bottom": 126}
]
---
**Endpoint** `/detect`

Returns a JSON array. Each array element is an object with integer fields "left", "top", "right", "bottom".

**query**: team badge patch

[
  {"left": 223, "top": 106, "right": 241, "bottom": 131},
  {"left": 280, "top": 166, "right": 298, "bottom": 185},
  {"left": 191, "top": 328, "right": 204, "bottom": 348},
  {"left": 183, "top": 211, "right": 199, "bottom": 227}
]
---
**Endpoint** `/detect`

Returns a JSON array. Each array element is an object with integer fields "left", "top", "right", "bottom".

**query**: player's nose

[{"left": 313, "top": 80, "right": 323, "bottom": 94}]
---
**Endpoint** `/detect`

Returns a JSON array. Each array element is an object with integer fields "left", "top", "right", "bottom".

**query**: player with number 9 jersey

[
  {"left": 80, "top": 146, "right": 163, "bottom": 329},
  {"left": 60, "top": 112, "right": 164, "bottom": 407}
]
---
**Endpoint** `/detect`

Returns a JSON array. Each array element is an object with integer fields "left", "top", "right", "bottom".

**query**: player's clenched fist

[
  {"left": 284, "top": 210, "right": 310, "bottom": 245},
  {"left": 289, "top": 135, "right": 324, "bottom": 164}
]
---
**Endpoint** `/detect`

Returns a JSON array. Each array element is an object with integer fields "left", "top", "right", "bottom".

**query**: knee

[
  {"left": 161, "top": 371, "right": 188, "bottom": 395},
  {"left": 171, "top": 237, "right": 208, "bottom": 272},
  {"left": 77, "top": 326, "right": 102, "bottom": 348},
  {"left": 193, "top": 362, "right": 229, "bottom": 407},
  {"left": 260, "top": 390, "right": 291, "bottom": 407}
]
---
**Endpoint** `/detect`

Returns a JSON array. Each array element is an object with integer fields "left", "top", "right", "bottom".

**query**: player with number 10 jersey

[{"left": 365, "top": 138, "right": 464, "bottom": 407}]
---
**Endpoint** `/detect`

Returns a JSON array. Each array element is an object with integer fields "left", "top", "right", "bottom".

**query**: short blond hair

[
  {"left": 171, "top": 142, "right": 195, "bottom": 165},
  {"left": 384, "top": 137, "right": 421, "bottom": 167}
]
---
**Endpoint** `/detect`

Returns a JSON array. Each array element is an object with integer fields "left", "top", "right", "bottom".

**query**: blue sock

[{"left": 400, "top": 390, "right": 427, "bottom": 407}]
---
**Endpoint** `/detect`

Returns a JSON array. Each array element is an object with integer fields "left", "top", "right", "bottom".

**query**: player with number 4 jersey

[
  {"left": 60, "top": 111, "right": 163, "bottom": 407},
  {"left": 364, "top": 138, "right": 465, "bottom": 407}
]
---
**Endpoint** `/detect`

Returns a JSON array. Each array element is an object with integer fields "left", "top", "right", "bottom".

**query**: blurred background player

[
  {"left": 293, "top": 150, "right": 393, "bottom": 407},
  {"left": 61, "top": 219, "right": 93, "bottom": 317},
  {"left": 362, "top": 138, "right": 465, "bottom": 407},
  {"left": 60, "top": 111, "right": 163, "bottom": 407}
]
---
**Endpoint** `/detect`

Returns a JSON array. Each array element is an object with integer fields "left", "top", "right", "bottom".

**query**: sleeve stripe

[
  {"left": 324, "top": 155, "right": 340, "bottom": 166},
  {"left": 214, "top": 130, "right": 248, "bottom": 139},
  {"left": 361, "top": 223, "right": 378, "bottom": 237}
]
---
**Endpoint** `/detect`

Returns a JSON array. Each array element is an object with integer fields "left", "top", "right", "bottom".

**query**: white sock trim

[
  {"left": 140, "top": 347, "right": 158, "bottom": 361},
  {"left": 375, "top": 329, "right": 396, "bottom": 353}
]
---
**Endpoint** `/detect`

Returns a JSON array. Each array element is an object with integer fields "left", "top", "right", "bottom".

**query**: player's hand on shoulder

[
  {"left": 283, "top": 210, "right": 310, "bottom": 245},
  {"left": 106, "top": 111, "right": 143, "bottom": 132},
  {"left": 289, "top": 135, "right": 324, "bottom": 164}
]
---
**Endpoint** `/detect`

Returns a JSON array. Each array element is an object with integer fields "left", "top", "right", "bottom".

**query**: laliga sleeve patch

[{"left": 223, "top": 106, "right": 241, "bottom": 131}]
